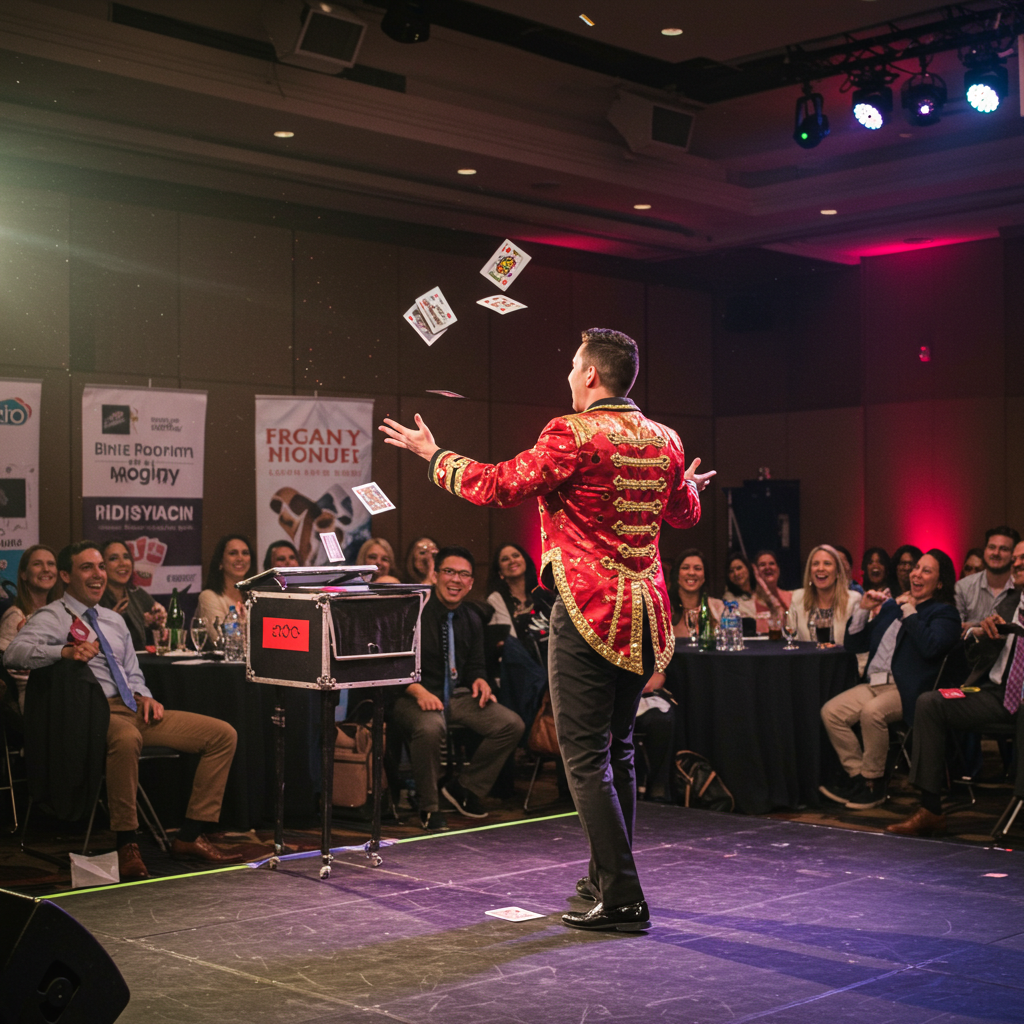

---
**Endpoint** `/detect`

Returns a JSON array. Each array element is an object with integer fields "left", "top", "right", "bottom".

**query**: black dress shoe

[
  {"left": 562, "top": 900, "right": 650, "bottom": 932},
  {"left": 573, "top": 876, "right": 598, "bottom": 902}
]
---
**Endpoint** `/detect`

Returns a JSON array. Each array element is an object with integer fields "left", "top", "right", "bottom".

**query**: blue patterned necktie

[
  {"left": 84, "top": 607, "right": 138, "bottom": 712},
  {"left": 443, "top": 611, "right": 457, "bottom": 707}
]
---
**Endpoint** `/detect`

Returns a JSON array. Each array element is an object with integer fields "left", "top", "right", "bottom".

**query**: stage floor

[{"left": 51, "top": 804, "right": 1024, "bottom": 1024}]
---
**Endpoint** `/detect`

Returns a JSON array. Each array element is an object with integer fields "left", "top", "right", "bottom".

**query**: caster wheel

[
  {"left": 319, "top": 865, "right": 331, "bottom": 880},
  {"left": 268, "top": 857, "right": 279, "bottom": 871},
  {"left": 367, "top": 853, "right": 382, "bottom": 867}
]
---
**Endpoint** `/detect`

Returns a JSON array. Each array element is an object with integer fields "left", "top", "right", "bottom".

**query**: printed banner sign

[
  {"left": 82, "top": 386, "right": 207, "bottom": 599},
  {"left": 0, "top": 379, "right": 42, "bottom": 603},
  {"left": 255, "top": 396, "right": 374, "bottom": 566}
]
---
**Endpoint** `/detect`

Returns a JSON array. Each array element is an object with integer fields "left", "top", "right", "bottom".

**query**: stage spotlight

[
  {"left": 964, "top": 62, "right": 1008, "bottom": 112},
  {"left": 852, "top": 81, "right": 892, "bottom": 130},
  {"left": 793, "top": 89, "right": 829, "bottom": 149},
  {"left": 381, "top": 0, "right": 429, "bottom": 43},
  {"left": 901, "top": 73, "right": 946, "bottom": 126}
]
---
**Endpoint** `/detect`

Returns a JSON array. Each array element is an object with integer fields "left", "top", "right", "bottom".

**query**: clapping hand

[{"left": 860, "top": 589, "right": 890, "bottom": 613}]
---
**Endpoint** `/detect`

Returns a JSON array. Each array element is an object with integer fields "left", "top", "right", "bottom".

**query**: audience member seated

[
  {"left": 388, "top": 546, "right": 523, "bottom": 830},
  {"left": 886, "top": 571, "right": 1023, "bottom": 836},
  {"left": 404, "top": 536, "right": 439, "bottom": 584},
  {"left": 754, "top": 549, "right": 792, "bottom": 610},
  {"left": 960, "top": 547, "right": 985, "bottom": 579},
  {"left": 3, "top": 541, "right": 243, "bottom": 879},
  {"left": 99, "top": 539, "right": 166, "bottom": 650},
  {"left": 890, "top": 544, "right": 924, "bottom": 595},
  {"left": 861, "top": 547, "right": 893, "bottom": 592},
  {"left": 197, "top": 534, "right": 253, "bottom": 641},
  {"left": 722, "top": 551, "right": 781, "bottom": 631},
  {"left": 356, "top": 537, "right": 401, "bottom": 583},
  {"left": 954, "top": 526, "right": 1019, "bottom": 629},
  {"left": 1013, "top": 539, "right": 1024, "bottom": 588},
  {"left": 262, "top": 539, "right": 298, "bottom": 570},
  {"left": 0, "top": 545, "right": 61, "bottom": 712},
  {"left": 832, "top": 545, "right": 864, "bottom": 595},
  {"left": 668, "top": 548, "right": 723, "bottom": 639},
  {"left": 820, "top": 549, "right": 961, "bottom": 810},
  {"left": 788, "top": 544, "right": 862, "bottom": 644}
]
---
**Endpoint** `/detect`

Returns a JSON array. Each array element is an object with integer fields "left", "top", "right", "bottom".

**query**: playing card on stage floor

[
  {"left": 415, "top": 287, "right": 457, "bottom": 334},
  {"left": 426, "top": 390, "right": 465, "bottom": 398},
  {"left": 477, "top": 295, "right": 527, "bottom": 315},
  {"left": 352, "top": 481, "right": 396, "bottom": 515},
  {"left": 480, "top": 239, "right": 531, "bottom": 291},
  {"left": 404, "top": 304, "right": 447, "bottom": 346}
]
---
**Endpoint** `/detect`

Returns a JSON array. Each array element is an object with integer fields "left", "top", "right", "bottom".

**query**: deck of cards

[
  {"left": 351, "top": 482, "right": 396, "bottom": 516},
  {"left": 477, "top": 295, "right": 527, "bottom": 314},
  {"left": 480, "top": 239, "right": 531, "bottom": 291},
  {"left": 404, "top": 286, "right": 457, "bottom": 345}
]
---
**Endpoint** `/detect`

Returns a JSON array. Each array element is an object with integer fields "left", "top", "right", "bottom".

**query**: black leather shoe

[
  {"left": 562, "top": 900, "right": 650, "bottom": 932},
  {"left": 573, "top": 876, "right": 598, "bottom": 902}
]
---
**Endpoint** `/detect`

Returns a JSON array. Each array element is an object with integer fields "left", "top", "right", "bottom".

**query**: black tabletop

[
  {"left": 663, "top": 640, "right": 858, "bottom": 814},
  {"left": 139, "top": 655, "right": 323, "bottom": 829}
]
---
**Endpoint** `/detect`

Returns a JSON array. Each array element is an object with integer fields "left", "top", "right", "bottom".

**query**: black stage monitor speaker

[{"left": 0, "top": 889, "right": 130, "bottom": 1024}]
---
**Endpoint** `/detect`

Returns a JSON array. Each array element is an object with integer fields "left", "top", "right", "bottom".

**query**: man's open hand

[
  {"left": 379, "top": 415, "right": 440, "bottom": 462},
  {"left": 685, "top": 457, "right": 717, "bottom": 493}
]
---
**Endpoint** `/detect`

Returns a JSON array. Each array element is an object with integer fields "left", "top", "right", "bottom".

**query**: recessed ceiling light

[
  {"left": 661, "top": 27, "right": 683, "bottom": 36},
  {"left": 820, "top": 209, "right": 838, "bottom": 215},
  {"left": 457, "top": 168, "right": 477, "bottom": 175},
  {"left": 633, "top": 203, "right": 652, "bottom": 210},
  {"left": 273, "top": 131, "right": 294, "bottom": 138}
]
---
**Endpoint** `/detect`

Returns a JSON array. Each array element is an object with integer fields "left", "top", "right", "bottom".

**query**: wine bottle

[
  {"left": 167, "top": 587, "right": 184, "bottom": 651},
  {"left": 698, "top": 592, "right": 715, "bottom": 651}
]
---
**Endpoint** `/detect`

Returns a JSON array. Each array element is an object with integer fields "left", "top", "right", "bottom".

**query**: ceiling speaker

[
  {"left": 263, "top": 2, "right": 366, "bottom": 73},
  {"left": 608, "top": 91, "right": 697, "bottom": 155}
]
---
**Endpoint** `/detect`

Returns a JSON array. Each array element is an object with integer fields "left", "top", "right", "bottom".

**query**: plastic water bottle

[
  {"left": 222, "top": 605, "right": 244, "bottom": 662},
  {"left": 721, "top": 601, "right": 743, "bottom": 651}
]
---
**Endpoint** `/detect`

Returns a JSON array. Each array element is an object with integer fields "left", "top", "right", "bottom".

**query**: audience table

[
  {"left": 138, "top": 655, "right": 324, "bottom": 831},
  {"left": 663, "top": 640, "right": 858, "bottom": 815}
]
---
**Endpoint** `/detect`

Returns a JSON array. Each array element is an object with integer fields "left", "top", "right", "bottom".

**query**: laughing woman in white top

[{"left": 788, "top": 544, "right": 862, "bottom": 645}]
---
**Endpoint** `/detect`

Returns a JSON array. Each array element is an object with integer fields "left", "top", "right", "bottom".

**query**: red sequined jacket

[{"left": 428, "top": 397, "right": 701, "bottom": 673}]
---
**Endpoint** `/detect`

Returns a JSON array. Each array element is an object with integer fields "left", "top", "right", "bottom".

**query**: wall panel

[
  {"left": 69, "top": 198, "right": 179, "bottom": 377},
  {"left": 646, "top": 285, "right": 713, "bottom": 419},
  {"left": 179, "top": 215, "right": 292, "bottom": 387},
  {"left": 294, "top": 234, "right": 400, "bottom": 395},
  {"left": 0, "top": 187, "right": 70, "bottom": 369}
]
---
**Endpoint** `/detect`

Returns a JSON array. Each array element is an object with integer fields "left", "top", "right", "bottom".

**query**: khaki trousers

[
  {"left": 106, "top": 698, "right": 237, "bottom": 831},
  {"left": 820, "top": 682, "right": 903, "bottom": 780}
]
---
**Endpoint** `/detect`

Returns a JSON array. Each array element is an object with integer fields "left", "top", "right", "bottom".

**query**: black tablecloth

[
  {"left": 663, "top": 641, "right": 858, "bottom": 814},
  {"left": 139, "top": 656, "right": 323, "bottom": 829}
]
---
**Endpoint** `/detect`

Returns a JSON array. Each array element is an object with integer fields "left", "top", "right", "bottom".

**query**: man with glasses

[{"left": 389, "top": 546, "right": 523, "bottom": 830}]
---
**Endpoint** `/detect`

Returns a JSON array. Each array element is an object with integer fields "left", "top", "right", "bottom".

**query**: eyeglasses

[{"left": 438, "top": 568, "right": 472, "bottom": 580}]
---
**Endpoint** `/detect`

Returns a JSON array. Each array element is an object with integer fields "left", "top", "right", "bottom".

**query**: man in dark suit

[
  {"left": 821, "top": 549, "right": 961, "bottom": 810},
  {"left": 887, "top": 570, "right": 1024, "bottom": 836}
]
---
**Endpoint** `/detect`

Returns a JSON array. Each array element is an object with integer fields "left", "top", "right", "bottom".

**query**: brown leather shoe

[
  {"left": 170, "top": 833, "right": 245, "bottom": 864},
  {"left": 885, "top": 807, "right": 947, "bottom": 836},
  {"left": 117, "top": 842, "right": 150, "bottom": 881}
]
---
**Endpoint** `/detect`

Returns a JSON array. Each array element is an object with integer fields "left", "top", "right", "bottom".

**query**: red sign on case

[{"left": 262, "top": 617, "right": 310, "bottom": 652}]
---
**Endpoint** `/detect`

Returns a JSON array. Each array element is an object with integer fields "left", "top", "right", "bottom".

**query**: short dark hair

[
  {"left": 923, "top": 548, "right": 957, "bottom": 604},
  {"left": 580, "top": 328, "right": 639, "bottom": 396},
  {"left": 434, "top": 545, "right": 475, "bottom": 575},
  {"left": 962, "top": 547, "right": 984, "bottom": 565},
  {"left": 57, "top": 540, "right": 103, "bottom": 576},
  {"left": 263, "top": 539, "right": 299, "bottom": 571},
  {"left": 985, "top": 525, "right": 1021, "bottom": 546},
  {"left": 831, "top": 544, "right": 854, "bottom": 569}
]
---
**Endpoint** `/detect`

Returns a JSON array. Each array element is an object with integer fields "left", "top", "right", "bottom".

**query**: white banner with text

[{"left": 0, "top": 379, "right": 42, "bottom": 603}]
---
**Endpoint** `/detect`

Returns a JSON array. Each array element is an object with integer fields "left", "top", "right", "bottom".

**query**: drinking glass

[
  {"left": 813, "top": 608, "right": 834, "bottom": 648},
  {"left": 154, "top": 627, "right": 170, "bottom": 656},
  {"left": 190, "top": 615, "right": 208, "bottom": 654},
  {"left": 767, "top": 610, "right": 783, "bottom": 641},
  {"left": 782, "top": 618, "right": 798, "bottom": 650},
  {"left": 686, "top": 609, "right": 699, "bottom": 646}
]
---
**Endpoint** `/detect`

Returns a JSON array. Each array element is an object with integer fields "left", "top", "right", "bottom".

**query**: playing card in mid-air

[
  {"left": 352, "top": 482, "right": 396, "bottom": 516},
  {"left": 404, "top": 304, "right": 447, "bottom": 346},
  {"left": 426, "top": 390, "right": 465, "bottom": 398},
  {"left": 480, "top": 239, "right": 531, "bottom": 291},
  {"left": 415, "top": 287, "right": 458, "bottom": 334},
  {"left": 477, "top": 295, "right": 527, "bottom": 315}
]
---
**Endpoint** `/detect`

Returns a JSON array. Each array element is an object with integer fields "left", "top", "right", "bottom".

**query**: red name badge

[
  {"left": 938, "top": 688, "right": 966, "bottom": 699},
  {"left": 262, "top": 617, "right": 309, "bottom": 652},
  {"left": 69, "top": 619, "right": 91, "bottom": 644}
]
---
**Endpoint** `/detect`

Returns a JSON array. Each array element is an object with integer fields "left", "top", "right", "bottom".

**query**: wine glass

[
  {"left": 782, "top": 617, "right": 798, "bottom": 650},
  {"left": 190, "top": 615, "right": 209, "bottom": 654},
  {"left": 686, "top": 609, "right": 699, "bottom": 646}
]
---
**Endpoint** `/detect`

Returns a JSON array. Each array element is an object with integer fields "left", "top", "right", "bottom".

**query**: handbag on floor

[
  {"left": 333, "top": 700, "right": 386, "bottom": 818},
  {"left": 673, "top": 750, "right": 735, "bottom": 812},
  {"left": 527, "top": 688, "right": 560, "bottom": 757}
]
